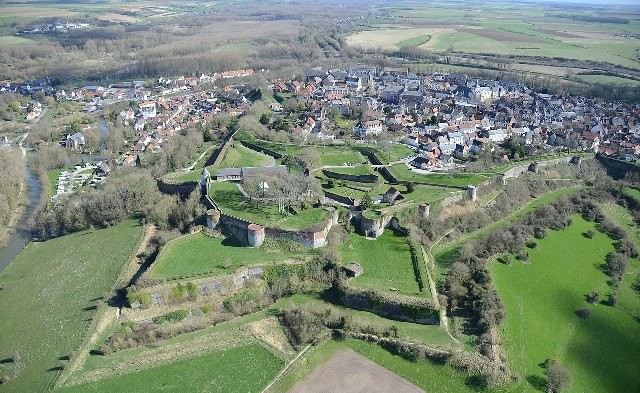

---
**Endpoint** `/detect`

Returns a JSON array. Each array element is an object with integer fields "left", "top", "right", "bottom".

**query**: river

[
  {"left": 0, "top": 165, "right": 43, "bottom": 272},
  {"left": 0, "top": 120, "right": 109, "bottom": 272}
]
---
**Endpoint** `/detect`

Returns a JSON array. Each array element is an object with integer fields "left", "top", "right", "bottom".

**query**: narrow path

[
  {"left": 421, "top": 244, "right": 461, "bottom": 347},
  {"left": 261, "top": 343, "right": 313, "bottom": 393}
]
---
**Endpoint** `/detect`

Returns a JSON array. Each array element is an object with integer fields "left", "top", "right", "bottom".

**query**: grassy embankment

[
  {"left": 59, "top": 342, "right": 283, "bottom": 393},
  {"left": 491, "top": 215, "right": 640, "bottom": 393},
  {"left": 0, "top": 218, "right": 143, "bottom": 393},
  {"left": 148, "top": 232, "right": 313, "bottom": 280},
  {"left": 387, "top": 164, "right": 488, "bottom": 187}
]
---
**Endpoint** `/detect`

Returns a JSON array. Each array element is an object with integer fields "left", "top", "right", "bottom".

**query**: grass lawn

[
  {"left": 59, "top": 342, "right": 283, "bottom": 393},
  {"left": 491, "top": 215, "right": 640, "bottom": 393},
  {"left": 209, "top": 181, "right": 329, "bottom": 230},
  {"left": 340, "top": 230, "right": 425, "bottom": 298},
  {"left": 0, "top": 218, "right": 143, "bottom": 393},
  {"left": 270, "top": 339, "right": 480, "bottom": 393},
  {"left": 212, "top": 143, "right": 274, "bottom": 171},
  {"left": 388, "top": 164, "right": 487, "bottom": 187},
  {"left": 47, "top": 168, "right": 63, "bottom": 198},
  {"left": 318, "top": 150, "right": 366, "bottom": 167},
  {"left": 148, "top": 232, "right": 311, "bottom": 280},
  {"left": 356, "top": 144, "right": 415, "bottom": 165}
]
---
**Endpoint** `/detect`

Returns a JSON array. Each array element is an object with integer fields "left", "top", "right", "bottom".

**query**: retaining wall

[
  {"left": 238, "top": 140, "right": 283, "bottom": 159},
  {"left": 157, "top": 179, "right": 198, "bottom": 197},
  {"left": 133, "top": 266, "right": 264, "bottom": 307},
  {"left": 322, "top": 169, "right": 379, "bottom": 184}
]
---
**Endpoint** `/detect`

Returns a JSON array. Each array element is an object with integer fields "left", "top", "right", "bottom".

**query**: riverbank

[
  {"left": 0, "top": 165, "right": 44, "bottom": 272},
  {"left": 0, "top": 178, "right": 25, "bottom": 248}
]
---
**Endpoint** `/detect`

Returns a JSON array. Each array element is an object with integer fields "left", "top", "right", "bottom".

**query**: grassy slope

[
  {"left": 433, "top": 187, "right": 582, "bottom": 276},
  {"left": 340, "top": 230, "right": 425, "bottom": 298},
  {"left": 285, "top": 293, "right": 449, "bottom": 345},
  {"left": 270, "top": 339, "right": 479, "bottom": 393},
  {"left": 149, "top": 232, "right": 310, "bottom": 279},
  {"left": 491, "top": 215, "right": 640, "bottom": 393},
  {"left": 388, "top": 164, "right": 487, "bottom": 187},
  {"left": 0, "top": 218, "right": 143, "bottom": 393},
  {"left": 59, "top": 342, "right": 283, "bottom": 393},
  {"left": 212, "top": 143, "right": 274, "bottom": 171}
]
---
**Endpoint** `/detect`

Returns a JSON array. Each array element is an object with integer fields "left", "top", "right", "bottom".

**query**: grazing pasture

[
  {"left": 491, "top": 215, "right": 640, "bottom": 393},
  {"left": 59, "top": 343, "right": 283, "bottom": 393},
  {"left": 0, "top": 218, "right": 143, "bottom": 393}
]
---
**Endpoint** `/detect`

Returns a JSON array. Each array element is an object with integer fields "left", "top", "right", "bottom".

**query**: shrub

[
  {"left": 200, "top": 304, "right": 213, "bottom": 314},
  {"left": 1, "top": 375, "right": 10, "bottom": 384},
  {"left": 586, "top": 291, "right": 599, "bottom": 304},
  {"left": 127, "top": 291, "right": 152, "bottom": 306},
  {"left": 575, "top": 308, "right": 592, "bottom": 319},
  {"left": 545, "top": 359, "right": 573, "bottom": 393},
  {"left": 585, "top": 230, "right": 595, "bottom": 239},
  {"left": 526, "top": 240, "right": 537, "bottom": 248},
  {"left": 153, "top": 309, "right": 189, "bottom": 324}
]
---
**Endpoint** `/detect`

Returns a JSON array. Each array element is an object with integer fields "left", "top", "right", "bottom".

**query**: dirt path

[
  {"left": 287, "top": 348, "right": 425, "bottom": 393},
  {"left": 261, "top": 343, "right": 313, "bottom": 393}
]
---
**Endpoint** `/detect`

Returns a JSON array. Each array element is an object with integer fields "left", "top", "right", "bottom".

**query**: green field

[
  {"left": 340, "top": 230, "right": 425, "bottom": 298},
  {"left": 347, "top": 2, "right": 640, "bottom": 72},
  {"left": 319, "top": 151, "right": 367, "bottom": 167},
  {"left": 209, "top": 181, "right": 329, "bottom": 230},
  {"left": 0, "top": 218, "right": 143, "bottom": 393},
  {"left": 149, "top": 232, "right": 310, "bottom": 279},
  {"left": 59, "top": 342, "right": 283, "bottom": 393},
  {"left": 433, "top": 187, "right": 582, "bottom": 276},
  {"left": 270, "top": 339, "right": 479, "bottom": 393},
  {"left": 577, "top": 74, "right": 640, "bottom": 86},
  {"left": 491, "top": 215, "right": 640, "bottom": 393},
  {"left": 388, "top": 164, "right": 487, "bottom": 187}
]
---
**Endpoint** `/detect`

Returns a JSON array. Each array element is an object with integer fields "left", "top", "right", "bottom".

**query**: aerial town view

[{"left": 0, "top": 0, "right": 639, "bottom": 392}]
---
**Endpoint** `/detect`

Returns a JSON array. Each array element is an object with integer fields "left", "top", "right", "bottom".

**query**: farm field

[
  {"left": 388, "top": 164, "right": 487, "bottom": 187},
  {"left": 59, "top": 342, "right": 283, "bottom": 393},
  {"left": 491, "top": 215, "right": 640, "bottom": 393},
  {"left": 209, "top": 181, "right": 329, "bottom": 230},
  {"left": 0, "top": 218, "right": 143, "bottom": 393},
  {"left": 148, "top": 232, "right": 311, "bottom": 280},
  {"left": 347, "top": 2, "right": 640, "bottom": 73},
  {"left": 289, "top": 348, "right": 424, "bottom": 393},
  {"left": 340, "top": 230, "right": 424, "bottom": 298},
  {"left": 576, "top": 74, "right": 640, "bottom": 86},
  {"left": 270, "top": 339, "right": 480, "bottom": 393}
]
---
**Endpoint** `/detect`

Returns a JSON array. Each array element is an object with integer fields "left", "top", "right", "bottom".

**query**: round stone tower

[
  {"left": 419, "top": 203, "right": 430, "bottom": 219},
  {"left": 467, "top": 185, "right": 477, "bottom": 202},
  {"left": 247, "top": 224, "right": 265, "bottom": 247},
  {"left": 206, "top": 209, "right": 220, "bottom": 229}
]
